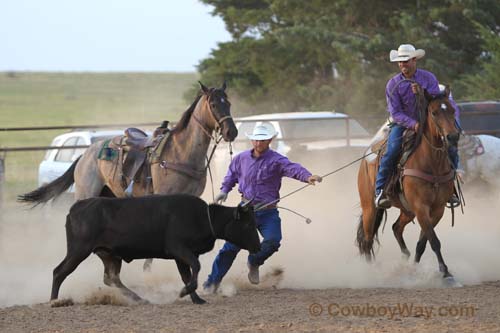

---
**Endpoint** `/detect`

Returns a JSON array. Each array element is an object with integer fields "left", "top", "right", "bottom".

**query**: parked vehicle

[
  {"left": 210, "top": 111, "right": 372, "bottom": 178},
  {"left": 457, "top": 101, "right": 500, "bottom": 137},
  {"left": 38, "top": 130, "right": 123, "bottom": 187},
  {"left": 235, "top": 111, "right": 370, "bottom": 151}
]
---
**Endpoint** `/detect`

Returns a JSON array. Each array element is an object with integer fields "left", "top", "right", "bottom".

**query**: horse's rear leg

[
  {"left": 392, "top": 212, "right": 415, "bottom": 259},
  {"left": 96, "top": 251, "right": 145, "bottom": 303},
  {"left": 51, "top": 248, "right": 92, "bottom": 300}
]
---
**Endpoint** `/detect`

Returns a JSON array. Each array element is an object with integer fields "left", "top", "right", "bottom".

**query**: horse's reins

[{"left": 194, "top": 90, "right": 235, "bottom": 201}]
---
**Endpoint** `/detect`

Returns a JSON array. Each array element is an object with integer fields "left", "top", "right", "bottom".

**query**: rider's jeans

[{"left": 375, "top": 124, "right": 405, "bottom": 194}]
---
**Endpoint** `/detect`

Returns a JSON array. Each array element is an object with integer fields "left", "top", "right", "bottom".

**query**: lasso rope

[{"left": 255, "top": 149, "right": 381, "bottom": 211}]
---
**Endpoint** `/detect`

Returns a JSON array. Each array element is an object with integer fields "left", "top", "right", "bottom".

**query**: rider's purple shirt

[
  {"left": 220, "top": 148, "right": 312, "bottom": 204},
  {"left": 386, "top": 69, "right": 460, "bottom": 129}
]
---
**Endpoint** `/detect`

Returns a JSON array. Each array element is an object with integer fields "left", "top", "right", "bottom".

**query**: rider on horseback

[{"left": 374, "top": 44, "right": 461, "bottom": 209}]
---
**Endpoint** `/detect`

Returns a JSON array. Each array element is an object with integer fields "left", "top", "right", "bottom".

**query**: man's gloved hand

[
  {"left": 411, "top": 82, "right": 422, "bottom": 94},
  {"left": 307, "top": 175, "right": 322, "bottom": 185},
  {"left": 214, "top": 191, "right": 228, "bottom": 204}
]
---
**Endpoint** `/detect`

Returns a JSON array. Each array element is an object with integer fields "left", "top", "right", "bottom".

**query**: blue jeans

[
  {"left": 375, "top": 124, "right": 460, "bottom": 193},
  {"left": 205, "top": 209, "right": 282, "bottom": 285}
]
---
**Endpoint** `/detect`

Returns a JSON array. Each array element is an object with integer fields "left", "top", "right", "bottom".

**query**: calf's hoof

[
  {"left": 191, "top": 293, "right": 207, "bottom": 305},
  {"left": 50, "top": 298, "right": 74, "bottom": 308},
  {"left": 180, "top": 284, "right": 197, "bottom": 298}
]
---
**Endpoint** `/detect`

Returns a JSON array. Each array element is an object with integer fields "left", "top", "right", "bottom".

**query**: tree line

[{"left": 190, "top": 0, "right": 499, "bottom": 129}]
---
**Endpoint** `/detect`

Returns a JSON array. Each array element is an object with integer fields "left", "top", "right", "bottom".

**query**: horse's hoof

[{"left": 443, "top": 276, "right": 463, "bottom": 288}]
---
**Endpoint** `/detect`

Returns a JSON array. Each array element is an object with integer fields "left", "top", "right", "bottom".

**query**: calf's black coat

[{"left": 51, "top": 194, "right": 260, "bottom": 304}]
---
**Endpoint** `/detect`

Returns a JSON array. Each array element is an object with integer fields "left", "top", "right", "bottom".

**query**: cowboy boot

[{"left": 375, "top": 190, "right": 391, "bottom": 209}]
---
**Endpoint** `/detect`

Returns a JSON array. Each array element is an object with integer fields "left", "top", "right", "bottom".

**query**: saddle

[
  {"left": 385, "top": 130, "right": 418, "bottom": 198},
  {"left": 372, "top": 125, "right": 418, "bottom": 199},
  {"left": 99, "top": 121, "right": 171, "bottom": 193}
]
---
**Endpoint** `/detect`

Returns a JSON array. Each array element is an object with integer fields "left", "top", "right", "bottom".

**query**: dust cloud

[{"left": 1, "top": 151, "right": 500, "bottom": 308}]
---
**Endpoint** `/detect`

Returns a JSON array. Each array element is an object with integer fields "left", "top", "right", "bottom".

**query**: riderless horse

[{"left": 20, "top": 82, "right": 237, "bottom": 270}]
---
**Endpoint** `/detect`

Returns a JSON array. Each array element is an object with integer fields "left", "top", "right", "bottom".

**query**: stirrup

[
  {"left": 446, "top": 194, "right": 460, "bottom": 208},
  {"left": 375, "top": 191, "right": 391, "bottom": 209}
]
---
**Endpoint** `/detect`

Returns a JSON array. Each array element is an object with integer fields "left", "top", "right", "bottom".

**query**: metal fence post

[{"left": 0, "top": 152, "right": 4, "bottom": 209}]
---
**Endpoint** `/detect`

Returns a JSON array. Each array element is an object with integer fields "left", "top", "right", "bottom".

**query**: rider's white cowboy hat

[
  {"left": 246, "top": 122, "right": 277, "bottom": 140},
  {"left": 389, "top": 44, "right": 425, "bottom": 62}
]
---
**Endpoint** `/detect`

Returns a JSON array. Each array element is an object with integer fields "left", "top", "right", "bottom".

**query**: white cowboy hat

[
  {"left": 389, "top": 44, "right": 425, "bottom": 62},
  {"left": 246, "top": 122, "right": 277, "bottom": 140}
]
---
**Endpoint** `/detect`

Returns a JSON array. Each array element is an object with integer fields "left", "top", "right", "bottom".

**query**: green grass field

[{"left": 0, "top": 71, "right": 198, "bottom": 198}]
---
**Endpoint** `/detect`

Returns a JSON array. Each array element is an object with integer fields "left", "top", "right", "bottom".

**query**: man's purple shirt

[
  {"left": 221, "top": 148, "right": 312, "bottom": 204},
  {"left": 386, "top": 69, "right": 460, "bottom": 129}
]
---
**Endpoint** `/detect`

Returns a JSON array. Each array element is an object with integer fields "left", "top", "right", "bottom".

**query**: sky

[{"left": 1, "top": 0, "right": 232, "bottom": 72}]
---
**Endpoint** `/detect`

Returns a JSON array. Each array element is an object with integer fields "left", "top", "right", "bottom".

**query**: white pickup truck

[{"left": 210, "top": 111, "right": 372, "bottom": 178}]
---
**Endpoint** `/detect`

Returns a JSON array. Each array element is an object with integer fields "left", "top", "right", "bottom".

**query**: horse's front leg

[
  {"left": 414, "top": 205, "right": 451, "bottom": 278},
  {"left": 414, "top": 229, "right": 427, "bottom": 263}
]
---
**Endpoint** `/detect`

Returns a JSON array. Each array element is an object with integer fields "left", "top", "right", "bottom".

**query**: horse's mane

[
  {"left": 171, "top": 93, "right": 203, "bottom": 134},
  {"left": 413, "top": 90, "right": 450, "bottom": 150}
]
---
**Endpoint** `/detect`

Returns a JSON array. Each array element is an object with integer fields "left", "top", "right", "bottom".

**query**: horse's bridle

[
  {"left": 424, "top": 98, "right": 456, "bottom": 152},
  {"left": 192, "top": 89, "right": 233, "bottom": 141}
]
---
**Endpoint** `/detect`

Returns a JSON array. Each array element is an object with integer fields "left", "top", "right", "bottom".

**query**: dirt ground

[
  {"left": 1, "top": 156, "right": 500, "bottom": 332},
  {"left": 1, "top": 281, "right": 500, "bottom": 333}
]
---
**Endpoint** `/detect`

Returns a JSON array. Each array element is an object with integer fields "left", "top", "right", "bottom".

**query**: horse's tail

[
  {"left": 18, "top": 156, "right": 80, "bottom": 207},
  {"left": 356, "top": 209, "right": 386, "bottom": 259}
]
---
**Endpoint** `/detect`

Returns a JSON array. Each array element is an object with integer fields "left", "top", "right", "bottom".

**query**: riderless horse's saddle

[{"left": 98, "top": 121, "right": 170, "bottom": 192}]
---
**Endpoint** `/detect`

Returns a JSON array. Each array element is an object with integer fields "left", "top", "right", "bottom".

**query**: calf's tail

[{"left": 18, "top": 156, "right": 80, "bottom": 207}]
